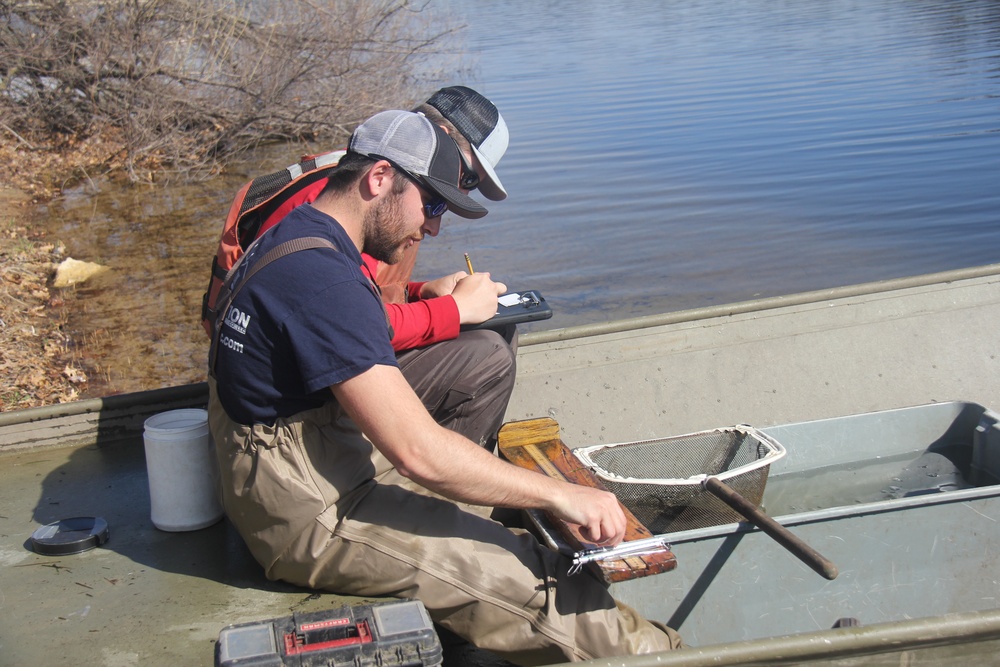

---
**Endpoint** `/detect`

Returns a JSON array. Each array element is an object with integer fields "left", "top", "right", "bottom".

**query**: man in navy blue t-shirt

[{"left": 207, "top": 110, "right": 683, "bottom": 663}]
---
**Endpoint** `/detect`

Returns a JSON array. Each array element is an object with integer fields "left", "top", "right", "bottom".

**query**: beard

[{"left": 362, "top": 191, "right": 414, "bottom": 265}]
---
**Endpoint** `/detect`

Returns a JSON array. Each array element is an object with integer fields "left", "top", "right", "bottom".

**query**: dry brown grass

[{"left": 0, "top": 188, "right": 85, "bottom": 410}]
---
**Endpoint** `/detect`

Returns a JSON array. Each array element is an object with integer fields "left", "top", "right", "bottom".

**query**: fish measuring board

[{"left": 498, "top": 417, "right": 677, "bottom": 583}]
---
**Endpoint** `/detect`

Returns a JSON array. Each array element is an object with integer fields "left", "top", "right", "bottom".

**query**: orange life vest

[{"left": 200, "top": 150, "right": 345, "bottom": 335}]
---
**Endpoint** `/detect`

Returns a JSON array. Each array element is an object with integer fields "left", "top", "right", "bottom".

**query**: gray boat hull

[
  {"left": 3, "top": 265, "right": 1000, "bottom": 665},
  {"left": 614, "top": 401, "right": 1000, "bottom": 647}
]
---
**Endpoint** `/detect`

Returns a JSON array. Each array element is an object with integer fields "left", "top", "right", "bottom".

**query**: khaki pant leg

[
  {"left": 396, "top": 328, "right": 516, "bottom": 451},
  {"left": 270, "top": 472, "right": 681, "bottom": 666}
]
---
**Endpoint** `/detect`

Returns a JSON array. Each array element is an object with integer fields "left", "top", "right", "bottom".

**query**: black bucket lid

[{"left": 30, "top": 517, "right": 110, "bottom": 556}]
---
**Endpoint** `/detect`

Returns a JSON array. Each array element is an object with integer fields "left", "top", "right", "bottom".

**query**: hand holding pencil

[{"left": 452, "top": 252, "right": 506, "bottom": 324}]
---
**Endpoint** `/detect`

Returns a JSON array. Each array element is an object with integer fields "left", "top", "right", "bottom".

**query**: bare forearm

[
  {"left": 333, "top": 364, "right": 627, "bottom": 545},
  {"left": 399, "top": 424, "right": 564, "bottom": 509}
]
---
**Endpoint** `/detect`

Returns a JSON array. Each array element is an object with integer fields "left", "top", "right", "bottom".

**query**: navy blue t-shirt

[{"left": 213, "top": 204, "right": 398, "bottom": 425}]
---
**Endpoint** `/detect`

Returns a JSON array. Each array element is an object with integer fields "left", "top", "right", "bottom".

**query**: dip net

[{"left": 573, "top": 426, "right": 786, "bottom": 534}]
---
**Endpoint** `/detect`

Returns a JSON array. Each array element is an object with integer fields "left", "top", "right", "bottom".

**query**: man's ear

[{"left": 363, "top": 160, "right": 396, "bottom": 198}]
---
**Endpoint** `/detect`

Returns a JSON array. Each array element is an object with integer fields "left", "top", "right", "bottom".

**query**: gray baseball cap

[
  {"left": 349, "top": 110, "right": 487, "bottom": 219},
  {"left": 427, "top": 86, "right": 509, "bottom": 201}
]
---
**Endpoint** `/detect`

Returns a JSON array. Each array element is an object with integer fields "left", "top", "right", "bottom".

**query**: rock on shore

[{"left": 53, "top": 257, "right": 110, "bottom": 288}]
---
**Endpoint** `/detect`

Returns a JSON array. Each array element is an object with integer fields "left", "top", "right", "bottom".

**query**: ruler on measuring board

[{"left": 497, "top": 417, "right": 677, "bottom": 583}]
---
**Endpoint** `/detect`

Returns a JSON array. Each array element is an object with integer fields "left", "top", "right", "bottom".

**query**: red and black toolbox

[{"left": 215, "top": 599, "right": 442, "bottom": 666}]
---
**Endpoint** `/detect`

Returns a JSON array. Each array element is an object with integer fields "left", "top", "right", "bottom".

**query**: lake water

[{"left": 38, "top": 0, "right": 1000, "bottom": 396}]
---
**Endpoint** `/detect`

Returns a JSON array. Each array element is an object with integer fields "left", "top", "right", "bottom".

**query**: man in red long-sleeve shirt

[{"left": 362, "top": 86, "right": 516, "bottom": 453}]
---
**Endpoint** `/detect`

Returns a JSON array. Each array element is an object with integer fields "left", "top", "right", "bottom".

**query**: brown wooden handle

[
  {"left": 704, "top": 476, "right": 839, "bottom": 580},
  {"left": 498, "top": 418, "right": 677, "bottom": 582}
]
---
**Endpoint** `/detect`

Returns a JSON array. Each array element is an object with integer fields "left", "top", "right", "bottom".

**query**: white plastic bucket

[{"left": 142, "top": 408, "right": 223, "bottom": 531}]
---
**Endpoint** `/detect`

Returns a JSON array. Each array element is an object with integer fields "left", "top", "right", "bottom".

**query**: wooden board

[{"left": 498, "top": 417, "right": 677, "bottom": 583}]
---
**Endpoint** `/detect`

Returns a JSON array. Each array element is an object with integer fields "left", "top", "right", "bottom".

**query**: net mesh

[{"left": 576, "top": 427, "right": 784, "bottom": 534}]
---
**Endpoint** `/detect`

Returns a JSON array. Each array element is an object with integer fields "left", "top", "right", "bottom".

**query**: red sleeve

[
  {"left": 361, "top": 255, "right": 461, "bottom": 351},
  {"left": 384, "top": 295, "right": 461, "bottom": 351},
  {"left": 407, "top": 281, "right": 427, "bottom": 301}
]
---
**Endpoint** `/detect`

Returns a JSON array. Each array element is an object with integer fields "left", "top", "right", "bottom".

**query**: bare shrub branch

[{"left": 0, "top": 0, "right": 459, "bottom": 183}]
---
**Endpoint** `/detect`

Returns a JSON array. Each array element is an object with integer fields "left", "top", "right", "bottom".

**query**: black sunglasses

[
  {"left": 422, "top": 196, "right": 448, "bottom": 219},
  {"left": 457, "top": 150, "right": 481, "bottom": 191},
  {"left": 374, "top": 155, "right": 450, "bottom": 218},
  {"left": 402, "top": 172, "right": 448, "bottom": 219},
  {"left": 404, "top": 173, "right": 448, "bottom": 218}
]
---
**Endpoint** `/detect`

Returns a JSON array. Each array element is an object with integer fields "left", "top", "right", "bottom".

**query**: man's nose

[{"left": 422, "top": 217, "right": 441, "bottom": 237}]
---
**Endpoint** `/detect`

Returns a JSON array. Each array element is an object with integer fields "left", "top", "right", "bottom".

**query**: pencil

[{"left": 464, "top": 253, "right": 474, "bottom": 274}]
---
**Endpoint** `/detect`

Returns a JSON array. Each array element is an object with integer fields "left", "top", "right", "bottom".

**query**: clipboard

[{"left": 461, "top": 290, "right": 553, "bottom": 331}]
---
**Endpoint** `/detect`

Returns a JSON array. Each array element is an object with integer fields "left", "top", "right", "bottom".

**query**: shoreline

[
  {"left": 0, "top": 190, "right": 87, "bottom": 411},
  {"left": 0, "top": 130, "right": 134, "bottom": 410}
]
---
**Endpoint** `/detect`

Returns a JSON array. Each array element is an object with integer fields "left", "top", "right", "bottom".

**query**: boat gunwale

[
  {"left": 519, "top": 262, "right": 1000, "bottom": 346},
  {"left": 555, "top": 607, "right": 1000, "bottom": 667},
  {"left": 657, "top": 481, "right": 1000, "bottom": 546}
]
